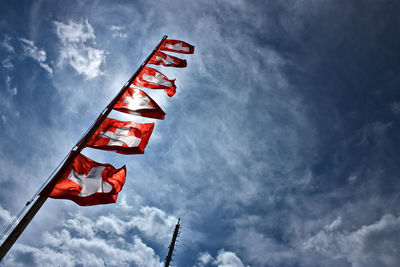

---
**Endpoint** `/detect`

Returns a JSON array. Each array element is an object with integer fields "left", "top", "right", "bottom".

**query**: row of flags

[{"left": 47, "top": 39, "right": 194, "bottom": 206}]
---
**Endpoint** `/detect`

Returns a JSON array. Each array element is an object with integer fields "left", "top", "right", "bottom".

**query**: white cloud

[
  {"left": 214, "top": 249, "right": 246, "bottom": 267},
  {"left": 1, "top": 35, "right": 14, "bottom": 53},
  {"left": 110, "top": 25, "right": 128, "bottom": 39},
  {"left": 4, "top": 231, "right": 162, "bottom": 267},
  {"left": 0, "top": 76, "right": 19, "bottom": 126},
  {"left": 347, "top": 174, "right": 357, "bottom": 184},
  {"left": 197, "top": 251, "right": 213, "bottom": 266},
  {"left": 325, "top": 216, "right": 342, "bottom": 231},
  {"left": 5, "top": 76, "right": 17, "bottom": 95},
  {"left": 303, "top": 214, "right": 400, "bottom": 267},
  {"left": 3, "top": 210, "right": 166, "bottom": 267},
  {"left": 128, "top": 206, "right": 178, "bottom": 240},
  {"left": 55, "top": 204, "right": 177, "bottom": 244},
  {"left": 0, "top": 113, "right": 6, "bottom": 123},
  {"left": 0, "top": 205, "right": 13, "bottom": 226},
  {"left": 196, "top": 250, "right": 247, "bottom": 267},
  {"left": 2, "top": 56, "right": 14, "bottom": 70},
  {"left": 54, "top": 20, "right": 106, "bottom": 79},
  {"left": 231, "top": 227, "right": 296, "bottom": 266},
  {"left": 19, "top": 38, "right": 53, "bottom": 75}
]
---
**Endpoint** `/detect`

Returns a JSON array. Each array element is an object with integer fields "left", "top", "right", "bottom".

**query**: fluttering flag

[
  {"left": 114, "top": 87, "right": 166, "bottom": 119},
  {"left": 49, "top": 153, "right": 126, "bottom": 206},
  {"left": 148, "top": 51, "right": 187, "bottom": 68},
  {"left": 159, "top": 39, "right": 195, "bottom": 54},
  {"left": 133, "top": 66, "right": 176, "bottom": 97},
  {"left": 85, "top": 117, "right": 154, "bottom": 154}
]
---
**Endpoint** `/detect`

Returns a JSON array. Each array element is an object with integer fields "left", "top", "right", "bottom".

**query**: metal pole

[
  {"left": 165, "top": 218, "right": 180, "bottom": 267},
  {"left": 0, "top": 35, "right": 168, "bottom": 261}
]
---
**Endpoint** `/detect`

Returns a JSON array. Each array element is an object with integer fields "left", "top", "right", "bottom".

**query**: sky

[{"left": 0, "top": 0, "right": 400, "bottom": 266}]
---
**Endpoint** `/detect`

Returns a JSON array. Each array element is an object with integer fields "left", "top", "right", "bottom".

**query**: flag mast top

[
  {"left": 106, "top": 35, "right": 168, "bottom": 110},
  {"left": 0, "top": 35, "right": 168, "bottom": 261}
]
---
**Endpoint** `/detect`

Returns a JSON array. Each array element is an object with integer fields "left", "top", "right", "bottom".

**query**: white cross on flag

[
  {"left": 148, "top": 51, "right": 187, "bottom": 68},
  {"left": 159, "top": 39, "right": 194, "bottom": 54},
  {"left": 49, "top": 153, "right": 126, "bottom": 206},
  {"left": 86, "top": 117, "right": 154, "bottom": 154},
  {"left": 133, "top": 66, "right": 176, "bottom": 97},
  {"left": 114, "top": 87, "right": 166, "bottom": 119}
]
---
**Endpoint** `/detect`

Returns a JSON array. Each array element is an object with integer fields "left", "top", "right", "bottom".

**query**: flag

[
  {"left": 86, "top": 117, "right": 154, "bottom": 154},
  {"left": 133, "top": 66, "right": 176, "bottom": 97},
  {"left": 48, "top": 153, "right": 126, "bottom": 206},
  {"left": 148, "top": 51, "right": 187, "bottom": 68},
  {"left": 114, "top": 87, "right": 166, "bottom": 119},
  {"left": 159, "top": 39, "right": 195, "bottom": 54}
]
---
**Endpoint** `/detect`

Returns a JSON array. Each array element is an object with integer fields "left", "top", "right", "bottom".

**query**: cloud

[
  {"left": 303, "top": 214, "right": 400, "bottom": 267},
  {"left": 231, "top": 226, "right": 297, "bottom": 266},
  {"left": 196, "top": 249, "right": 247, "bottom": 267},
  {"left": 5, "top": 76, "right": 17, "bottom": 95},
  {"left": 110, "top": 25, "right": 128, "bottom": 39},
  {"left": 0, "top": 205, "right": 13, "bottom": 227},
  {"left": 1, "top": 35, "right": 14, "bottom": 53},
  {"left": 0, "top": 76, "right": 19, "bottom": 126},
  {"left": 390, "top": 102, "right": 400, "bottom": 115},
  {"left": 214, "top": 250, "right": 247, "bottom": 267},
  {"left": 4, "top": 232, "right": 162, "bottom": 267},
  {"left": 63, "top": 205, "right": 178, "bottom": 242},
  {"left": 54, "top": 19, "right": 106, "bottom": 79},
  {"left": 197, "top": 251, "right": 213, "bottom": 266},
  {"left": 1, "top": 56, "right": 14, "bottom": 70},
  {"left": 347, "top": 174, "right": 357, "bottom": 184},
  {"left": 19, "top": 38, "right": 53, "bottom": 75},
  {"left": 3, "top": 209, "right": 167, "bottom": 267}
]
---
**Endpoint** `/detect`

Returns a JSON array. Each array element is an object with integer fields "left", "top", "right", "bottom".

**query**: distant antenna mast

[{"left": 165, "top": 218, "right": 180, "bottom": 267}]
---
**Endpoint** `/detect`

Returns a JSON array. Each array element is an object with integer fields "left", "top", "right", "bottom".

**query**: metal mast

[{"left": 165, "top": 218, "right": 181, "bottom": 267}]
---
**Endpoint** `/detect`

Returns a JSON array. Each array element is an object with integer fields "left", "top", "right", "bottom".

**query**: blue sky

[{"left": 1, "top": 0, "right": 400, "bottom": 266}]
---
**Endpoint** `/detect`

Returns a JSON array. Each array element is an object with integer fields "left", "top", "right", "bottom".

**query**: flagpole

[{"left": 0, "top": 35, "right": 168, "bottom": 261}]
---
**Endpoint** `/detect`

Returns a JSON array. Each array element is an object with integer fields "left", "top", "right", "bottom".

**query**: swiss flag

[
  {"left": 133, "top": 66, "right": 176, "bottom": 97},
  {"left": 49, "top": 153, "right": 126, "bottom": 206},
  {"left": 159, "top": 39, "right": 195, "bottom": 54},
  {"left": 114, "top": 87, "right": 165, "bottom": 120},
  {"left": 148, "top": 51, "right": 187, "bottom": 68},
  {"left": 86, "top": 117, "right": 154, "bottom": 154}
]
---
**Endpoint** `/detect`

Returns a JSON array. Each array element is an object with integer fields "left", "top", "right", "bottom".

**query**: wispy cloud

[
  {"left": 0, "top": 205, "right": 13, "bottom": 227},
  {"left": 110, "top": 25, "right": 127, "bottom": 39},
  {"left": 1, "top": 35, "right": 14, "bottom": 53},
  {"left": 1, "top": 56, "right": 14, "bottom": 70},
  {"left": 19, "top": 38, "right": 53, "bottom": 75},
  {"left": 5, "top": 76, "right": 17, "bottom": 95},
  {"left": 302, "top": 214, "right": 400, "bottom": 267},
  {"left": 54, "top": 20, "right": 106, "bottom": 79}
]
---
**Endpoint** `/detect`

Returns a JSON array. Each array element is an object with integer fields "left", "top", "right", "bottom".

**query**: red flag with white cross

[
  {"left": 48, "top": 153, "right": 126, "bottom": 206},
  {"left": 148, "top": 51, "right": 187, "bottom": 68},
  {"left": 159, "top": 39, "right": 195, "bottom": 54},
  {"left": 133, "top": 66, "right": 176, "bottom": 97},
  {"left": 85, "top": 117, "right": 154, "bottom": 154},
  {"left": 113, "top": 87, "right": 166, "bottom": 119}
]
